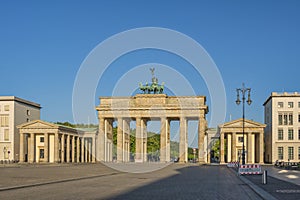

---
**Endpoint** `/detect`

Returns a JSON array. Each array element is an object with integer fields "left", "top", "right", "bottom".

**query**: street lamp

[{"left": 236, "top": 83, "right": 252, "bottom": 165}]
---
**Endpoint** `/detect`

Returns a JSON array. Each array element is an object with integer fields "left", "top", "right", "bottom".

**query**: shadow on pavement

[{"left": 107, "top": 165, "right": 262, "bottom": 200}]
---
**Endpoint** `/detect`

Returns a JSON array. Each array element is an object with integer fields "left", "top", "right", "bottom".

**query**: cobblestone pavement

[
  {"left": 241, "top": 165, "right": 300, "bottom": 200},
  {"left": 0, "top": 163, "right": 261, "bottom": 200}
]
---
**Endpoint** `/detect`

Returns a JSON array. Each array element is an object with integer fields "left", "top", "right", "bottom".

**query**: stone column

[
  {"left": 29, "top": 133, "right": 35, "bottom": 163},
  {"left": 92, "top": 136, "right": 96, "bottom": 162},
  {"left": 166, "top": 119, "right": 170, "bottom": 162},
  {"left": 66, "top": 134, "right": 70, "bottom": 162},
  {"left": 98, "top": 117, "right": 105, "bottom": 162},
  {"left": 72, "top": 136, "right": 75, "bottom": 162},
  {"left": 117, "top": 118, "right": 123, "bottom": 162},
  {"left": 124, "top": 119, "right": 130, "bottom": 162},
  {"left": 54, "top": 132, "right": 59, "bottom": 163},
  {"left": 135, "top": 117, "right": 142, "bottom": 162},
  {"left": 85, "top": 138, "right": 88, "bottom": 162},
  {"left": 142, "top": 119, "right": 147, "bottom": 162},
  {"left": 220, "top": 132, "right": 225, "bottom": 164},
  {"left": 19, "top": 132, "right": 24, "bottom": 162},
  {"left": 160, "top": 117, "right": 167, "bottom": 162},
  {"left": 232, "top": 132, "right": 237, "bottom": 161},
  {"left": 76, "top": 136, "right": 80, "bottom": 162},
  {"left": 179, "top": 117, "right": 187, "bottom": 163},
  {"left": 61, "top": 134, "right": 65, "bottom": 163},
  {"left": 81, "top": 138, "right": 85, "bottom": 162},
  {"left": 247, "top": 132, "right": 252, "bottom": 164},
  {"left": 259, "top": 131, "right": 264, "bottom": 164},
  {"left": 198, "top": 116, "right": 206, "bottom": 163},
  {"left": 44, "top": 133, "right": 49, "bottom": 162},
  {"left": 227, "top": 133, "right": 232, "bottom": 162}
]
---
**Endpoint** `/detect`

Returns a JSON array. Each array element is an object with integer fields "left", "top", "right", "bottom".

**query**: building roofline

[
  {"left": 263, "top": 92, "right": 300, "bottom": 106},
  {"left": 0, "top": 96, "right": 41, "bottom": 109}
]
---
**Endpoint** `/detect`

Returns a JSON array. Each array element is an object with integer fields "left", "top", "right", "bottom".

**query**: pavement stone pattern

[
  {"left": 0, "top": 163, "right": 262, "bottom": 200},
  {"left": 242, "top": 168, "right": 300, "bottom": 200}
]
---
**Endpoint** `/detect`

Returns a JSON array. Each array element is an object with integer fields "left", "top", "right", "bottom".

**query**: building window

[
  {"left": 238, "top": 137, "right": 243, "bottom": 143},
  {"left": 298, "top": 102, "right": 300, "bottom": 108},
  {"left": 0, "top": 115, "right": 9, "bottom": 127},
  {"left": 299, "top": 147, "right": 300, "bottom": 159},
  {"left": 4, "top": 129, "right": 9, "bottom": 141},
  {"left": 298, "top": 114, "right": 300, "bottom": 123},
  {"left": 299, "top": 129, "right": 300, "bottom": 140},
  {"left": 278, "top": 114, "right": 283, "bottom": 125},
  {"left": 288, "top": 114, "right": 293, "bottom": 125},
  {"left": 278, "top": 147, "right": 283, "bottom": 160},
  {"left": 288, "top": 147, "right": 294, "bottom": 160},
  {"left": 288, "top": 129, "right": 294, "bottom": 140},
  {"left": 39, "top": 149, "right": 44, "bottom": 159},
  {"left": 278, "top": 102, "right": 283, "bottom": 108},
  {"left": 288, "top": 102, "right": 294, "bottom": 108},
  {"left": 40, "top": 137, "right": 44, "bottom": 143},
  {"left": 27, "top": 110, "right": 30, "bottom": 116},
  {"left": 284, "top": 114, "right": 288, "bottom": 125},
  {"left": 4, "top": 105, "right": 9, "bottom": 111},
  {"left": 278, "top": 129, "right": 283, "bottom": 140}
]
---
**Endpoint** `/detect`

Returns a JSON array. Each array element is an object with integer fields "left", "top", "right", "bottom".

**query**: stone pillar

[
  {"left": 259, "top": 131, "right": 264, "bottom": 164},
  {"left": 85, "top": 138, "right": 88, "bottom": 162},
  {"left": 179, "top": 117, "right": 187, "bottom": 163},
  {"left": 142, "top": 119, "right": 147, "bottom": 162},
  {"left": 135, "top": 117, "right": 142, "bottom": 162},
  {"left": 19, "top": 132, "right": 24, "bottom": 162},
  {"left": 232, "top": 132, "right": 237, "bottom": 161},
  {"left": 72, "top": 136, "right": 75, "bottom": 162},
  {"left": 198, "top": 116, "right": 206, "bottom": 163},
  {"left": 166, "top": 119, "right": 171, "bottom": 162},
  {"left": 220, "top": 132, "right": 225, "bottom": 164},
  {"left": 66, "top": 134, "right": 70, "bottom": 162},
  {"left": 124, "top": 119, "right": 130, "bottom": 162},
  {"left": 227, "top": 133, "right": 232, "bottom": 162},
  {"left": 247, "top": 133, "right": 252, "bottom": 164},
  {"left": 160, "top": 117, "right": 167, "bottom": 162},
  {"left": 81, "top": 138, "right": 84, "bottom": 162},
  {"left": 61, "top": 134, "right": 65, "bottom": 163},
  {"left": 117, "top": 118, "right": 123, "bottom": 162},
  {"left": 54, "top": 132, "right": 59, "bottom": 163},
  {"left": 44, "top": 133, "right": 49, "bottom": 162},
  {"left": 76, "top": 136, "right": 80, "bottom": 162},
  {"left": 98, "top": 117, "right": 105, "bottom": 162},
  {"left": 92, "top": 136, "right": 96, "bottom": 162},
  {"left": 29, "top": 133, "right": 35, "bottom": 163}
]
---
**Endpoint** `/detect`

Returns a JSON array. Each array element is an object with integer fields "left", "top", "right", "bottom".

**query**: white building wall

[
  {"left": 264, "top": 92, "right": 300, "bottom": 163},
  {"left": 0, "top": 96, "right": 40, "bottom": 161}
]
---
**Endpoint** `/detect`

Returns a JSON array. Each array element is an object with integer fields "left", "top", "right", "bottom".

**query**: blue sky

[{"left": 1, "top": 1, "right": 300, "bottom": 130}]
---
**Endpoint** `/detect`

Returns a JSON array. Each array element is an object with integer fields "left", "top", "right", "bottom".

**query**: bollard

[{"left": 262, "top": 170, "right": 267, "bottom": 184}]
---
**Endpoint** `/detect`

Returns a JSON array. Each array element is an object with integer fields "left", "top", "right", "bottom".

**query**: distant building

[
  {"left": 0, "top": 96, "right": 41, "bottom": 161},
  {"left": 264, "top": 92, "right": 300, "bottom": 163},
  {"left": 206, "top": 128, "right": 219, "bottom": 163}
]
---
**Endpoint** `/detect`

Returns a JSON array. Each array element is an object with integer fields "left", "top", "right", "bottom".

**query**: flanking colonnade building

[{"left": 18, "top": 120, "right": 96, "bottom": 163}]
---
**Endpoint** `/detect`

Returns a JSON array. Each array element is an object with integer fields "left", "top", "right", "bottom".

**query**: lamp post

[{"left": 236, "top": 83, "right": 252, "bottom": 165}]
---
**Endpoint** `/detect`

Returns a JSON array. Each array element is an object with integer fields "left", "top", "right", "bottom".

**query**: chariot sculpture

[{"left": 139, "top": 68, "right": 165, "bottom": 94}]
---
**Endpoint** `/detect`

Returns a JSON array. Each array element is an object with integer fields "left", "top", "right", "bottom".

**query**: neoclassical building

[
  {"left": 96, "top": 94, "right": 208, "bottom": 163},
  {"left": 218, "top": 119, "right": 265, "bottom": 164},
  {"left": 17, "top": 120, "right": 97, "bottom": 163}
]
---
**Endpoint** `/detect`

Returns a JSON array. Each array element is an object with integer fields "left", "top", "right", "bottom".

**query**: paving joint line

[{"left": 0, "top": 172, "right": 122, "bottom": 192}]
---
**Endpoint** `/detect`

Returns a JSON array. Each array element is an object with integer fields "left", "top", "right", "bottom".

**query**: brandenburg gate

[{"left": 96, "top": 69, "right": 208, "bottom": 163}]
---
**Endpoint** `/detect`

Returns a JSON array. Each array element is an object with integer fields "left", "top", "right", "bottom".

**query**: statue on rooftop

[{"left": 139, "top": 68, "right": 165, "bottom": 94}]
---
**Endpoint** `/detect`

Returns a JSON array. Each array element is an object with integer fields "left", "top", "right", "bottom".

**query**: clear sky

[{"left": 1, "top": 1, "right": 300, "bottom": 129}]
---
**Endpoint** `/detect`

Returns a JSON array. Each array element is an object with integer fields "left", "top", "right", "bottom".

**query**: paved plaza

[{"left": 0, "top": 163, "right": 299, "bottom": 200}]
